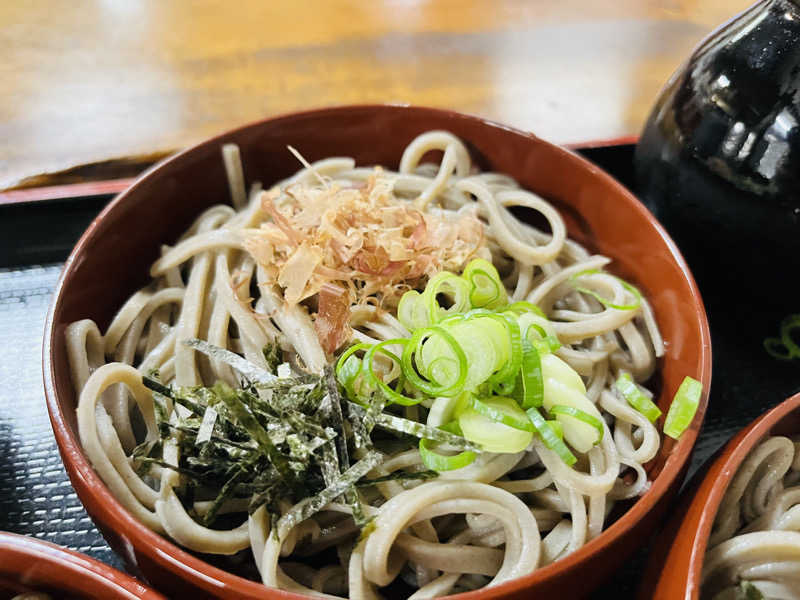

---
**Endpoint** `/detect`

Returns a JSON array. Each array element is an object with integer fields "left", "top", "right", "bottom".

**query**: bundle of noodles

[
  {"left": 65, "top": 130, "right": 691, "bottom": 600},
  {"left": 703, "top": 436, "right": 800, "bottom": 600}
]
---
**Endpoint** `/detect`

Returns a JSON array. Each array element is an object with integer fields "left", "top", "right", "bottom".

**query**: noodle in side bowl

[
  {"left": 640, "top": 393, "right": 800, "bottom": 600},
  {"left": 44, "top": 106, "right": 710, "bottom": 600}
]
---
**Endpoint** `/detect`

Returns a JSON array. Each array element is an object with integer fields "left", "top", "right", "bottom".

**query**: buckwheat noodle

[
  {"left": 67, "top": 131, "right": 665, "bottom": 598},
  {"left": 704, "top": 435, "right": 800, "bottom": 599}
]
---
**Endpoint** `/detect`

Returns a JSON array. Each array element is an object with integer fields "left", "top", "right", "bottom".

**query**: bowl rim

[
  {"left": 0, "top": 531, "right": 165, "bottom": 599},
  {"left": 650, "top": 391, "right": 800, "bottom": 599},
  {"left": 42, "top": 103, "right": 712, "bottom": 598}
]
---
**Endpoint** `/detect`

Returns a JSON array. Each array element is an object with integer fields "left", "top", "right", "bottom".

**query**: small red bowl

[
  {"left": 0, "top": 532, "right": 165, "bottom": 599},
  {"left": 639, "top": 391, "right": 800, "bottom": 599},
  {"left": 43, "top": 105, "right": 711, "bottom": 599}
]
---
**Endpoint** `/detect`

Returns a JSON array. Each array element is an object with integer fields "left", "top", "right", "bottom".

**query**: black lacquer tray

[{"left": 1, "top": 145, "right": 797, "bottom": 597}]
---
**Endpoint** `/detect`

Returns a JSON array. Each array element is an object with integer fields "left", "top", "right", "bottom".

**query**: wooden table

[{"left": 1, "top": 0, "right": 752, "bottom": 191}]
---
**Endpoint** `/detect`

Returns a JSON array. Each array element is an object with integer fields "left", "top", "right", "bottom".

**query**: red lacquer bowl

[
  {"left": 43, "top": 105, "right": 711, "bottom": 599},
  {"left": 0, "top": 532, "right": 164, "bottom": 599},
  {"left": 640, "top": 392, "right": 800, "bottom": 599}
]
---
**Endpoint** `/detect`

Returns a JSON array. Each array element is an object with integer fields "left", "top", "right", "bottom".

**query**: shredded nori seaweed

[{"left": 137, "top": 340, "right": 445, "bottom": 538}]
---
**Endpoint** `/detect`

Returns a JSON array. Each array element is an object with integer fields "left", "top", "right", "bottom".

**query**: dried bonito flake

[{"left": 244, "top": 168, "right": 486, "bottom": 352}]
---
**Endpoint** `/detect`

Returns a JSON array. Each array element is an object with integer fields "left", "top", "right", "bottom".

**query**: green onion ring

[
  {"left": 424, "top": 272, "right": 471, "bottom": 324},
  {"left": 364, "top": 339, "right": 421, "bottom": 406},
  {"left": 419, "top": 438, "right": 477, "bottom": 471},
  {"left": 781, "top": 315, "right": 800, "bottom": 356},
  {"left": 335, "top": 343, "right": 370, "bottom": 400},
  {"left": 527, "top": 407, "right": 576, "bottom": 466},
  {"left": 505, "top": 301, "right": 546, "bottom": 317},
  {"left": 517, "top": 339, "right": 543, "bottom": 409},
  {"left": 663, "top": 376, "right": 702, "bottom": 440},
  {"left": 548, "top": 404, "right": 604, "bottom": 444},
  {"left": 467, "top": 395, "right": 534, "bottom": 432},
  {"left": 570, "top": 269, "right": 642, "bottom": 311},
  {"left": 614, "top": 372, "right": 661, "bottom": 423},
  {"left": 401, "top": 326, "right": 468, "bottom": 397}
]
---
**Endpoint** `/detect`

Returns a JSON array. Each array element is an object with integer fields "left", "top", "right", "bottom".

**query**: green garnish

[
  {"left": 138, "top": 345, "right": 393, "bottom": 530},
  {"left": 184, "top": 338, "right": 277, "bottom": 384},
  {"left": 548, "top": 404, "right": 604, "bottom": 444},
  {"left": 462, "top": 258, "right": 507, "bottom": 310},
  {"left": 663, "top": 376, "right": 703, "bottom": 440},
  {"left": 275, "top": 451, "right": 383, "bottom": 535},
  {"left": 337, "top": 258, "right": 613, "bottom": 467},
  {"left": 527, "top": 406, "right": 576, "bottom": 466},
  {"left": 419, "top": 438, "right": 477, "bottom": 471},
  {"left": 514, "top": 339, "right": 543, "bottom": 409},
  {"left": 347, "top": 402, "right": 478, "bottom": 452},
  {"left": 737, "top": 581, "right": 765, "bottom": 600},
  {"left": 764, "top": 314, "right": 800, "bottom": 361},
  {"left": 569, "top": 269, "right": 642, "bottom": 311},
  {"left": 614, "top": 372, "right": 662, "bottom": 423},
  {"left": 356, "top": 470, "right": 439, "bottom": 486}
]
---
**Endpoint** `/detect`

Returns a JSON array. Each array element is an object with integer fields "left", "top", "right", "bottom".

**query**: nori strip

[
  {"left": 262, "top": 343, "right": 282, "bottom": 373},
  {"left": 348, "top": 402, "right": 478, "bottom": 451},
  {"left": 276, "top": 451, "right": 383, "bottom": 536},
  {"left": 183, "top": 338, "right": 277, "bottom": 384},
  {"left": 355, "top": 470, "right": 438, "bottom": 486},
  {"left": 323, "top": 366, "right": 351, "bottom": 469},
  {"left": 212, "top": 382, "right": 293, "bottom": 478}
]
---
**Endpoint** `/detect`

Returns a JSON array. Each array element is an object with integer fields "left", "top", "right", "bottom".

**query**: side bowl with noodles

[
  {"left": 640, "top": 391, "right": 800, "bottom": 600},
  {"left": 43, "top": 105, "right": 711, "bottom": 599}
]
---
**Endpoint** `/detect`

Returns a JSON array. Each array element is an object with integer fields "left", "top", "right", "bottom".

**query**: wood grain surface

[{"left": 1, "top": 0, "right": 752, "bottom": 190}]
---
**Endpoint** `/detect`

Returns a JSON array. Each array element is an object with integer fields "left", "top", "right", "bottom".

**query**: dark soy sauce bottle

[{"left": 635, "top": 0, "right": 800, "bottom": 353}]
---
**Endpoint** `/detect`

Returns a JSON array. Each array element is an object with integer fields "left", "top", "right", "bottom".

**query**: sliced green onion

[
  {"left": 569, "top": 269, "right": 642, "bottom": 311},
  {"left": 424, "top": 272, "right": 471, "bottom": 323},
  {"left": 540, "top": 353, "right": 606, "bottom": 453},
  {"left": 418, "top": 316, "right": 506, "bottom": 392},
  {"left": 486, "top": 313, "right": 522, "bottom": 388},
  {"left": 764, "top": 337, "right": 794, "bottom": 360},
  {"left": 401, "top": 326, "right": 467, "bottom": 397},
  {"left": 614, "top": 372, "right": 661, "bottom": 423},
  {"left": 439, "top": 420, "right": 464, "bottom": 435},
  {"left": 335, "top": 343, "right": 369, "bottom": 400},
  {"left": 462, "top": 258, "right": 507, "bottom": 309},
  {"left": 664, "top": 376, "right": 703, "bottom": 440},
  {"left": 547, "top": 419, "right": 564, "bottom": 440},
  {"left": 548, "top": 404, "right": 604, "bottom": 444},
  {"left": 527, "top": 326, "right": 561, "bottom": 354},
  {"left": 426, "top": 396, "right": 461, "bottom": 429},
  {"left": 348, "top": 402, "right": 477, "bottom": 451},
  {"left": 780, "top": 315, "right": 800, "bottom": 356},
  {"left": 505, "top": 301, "right": 546, "bottom": 317},
  {"left": 526, "top": 407, "right": 576, "bottom": 466},
  {"left": 737, "top": 581, "right": 766, "bottom": 600},
  {"left": 541, "top": 353, "right": 586, "bottom": 394},
  {"left": 515, "top": 339, "right": 543, "bottom": 409},
  {"left": 764, "top": 314, "right": 800, "bottom": 361},
  {"left": 397, "top": 290, "right": 430, "bottom": 331},
  {"left": 364, "top": 339, "right": 420, "bottom": 406},
  {"left": 518, "top": 313, "right": 561, "bottom": 354},
  {"left": 467, "top": 395, "right": 534, "bottom": 432},
  {"left": 458, "top": 396, "right": 533, "bottom": 453},
  {"left": 419, "top": 438, "right": 477, "bottom": 471}
]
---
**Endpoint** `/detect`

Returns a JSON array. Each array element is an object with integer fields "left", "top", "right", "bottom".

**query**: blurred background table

[{"left": 2, "top": 0, "right": 751, "bottom": 191}]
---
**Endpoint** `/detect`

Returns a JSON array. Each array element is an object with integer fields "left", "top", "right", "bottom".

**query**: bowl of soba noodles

[
  {"left": 640, "top": 392, "right": 800, "bottom": 599},
  {"left": 43, "top": 105, "right": 711, "bottom": 599},
  {"left": 0, "top": 532, "right": 165, "bottom": 599}
]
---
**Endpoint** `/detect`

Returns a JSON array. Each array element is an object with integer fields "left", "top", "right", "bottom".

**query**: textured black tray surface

[{"left": 1, "top": 146, "right": 797, "bottom": 597}]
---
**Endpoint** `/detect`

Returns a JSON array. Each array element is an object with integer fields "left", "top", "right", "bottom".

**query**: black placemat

[
  {"left": 0, "top": 264, "right": 123, "bottom": 571},
  {"left": 1, "top": 147, "right": 798, "bottom": 598}
]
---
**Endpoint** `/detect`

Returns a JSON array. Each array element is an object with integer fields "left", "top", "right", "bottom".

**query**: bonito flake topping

[{"left": 244, "top": 168, "right": 487, "bottom": 353}]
